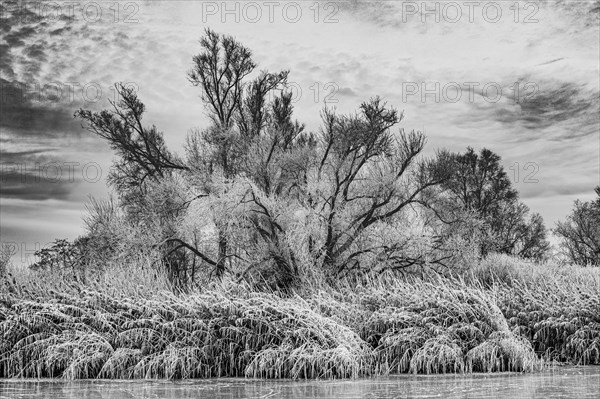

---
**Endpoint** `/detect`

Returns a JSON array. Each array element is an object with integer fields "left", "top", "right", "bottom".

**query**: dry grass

[{"left": 1, "top": 255, "right": 598, "bottom": 379}]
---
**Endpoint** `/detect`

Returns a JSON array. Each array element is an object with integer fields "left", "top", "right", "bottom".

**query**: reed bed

[
  {"left": 320, "top": 275, "right": 541, "bottom": 374},
  {"left": 469, "top": 254, "right": 600, "bottom": 366},
  {"left": 1, "top": 256, "right": 598, "bottom": 380},
  {"left": 0, "top": 287, "right": 372, "bottom": 379}
]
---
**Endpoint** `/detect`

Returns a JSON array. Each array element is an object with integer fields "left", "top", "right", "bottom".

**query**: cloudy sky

[{"left": 1, "top": 0, "right": 599, "bottom": 264}]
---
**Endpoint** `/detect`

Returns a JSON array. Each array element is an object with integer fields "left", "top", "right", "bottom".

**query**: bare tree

[
  {"left": 237, "top": 70, "right": 290, "bottom": 139},
  {"left": 189, "top": 28, "right": 256, "bottom": 130}
]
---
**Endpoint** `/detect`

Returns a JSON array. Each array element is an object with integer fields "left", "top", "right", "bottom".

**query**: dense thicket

[{"left": 2, "top": 29, "right": 599, "bottom": 380}]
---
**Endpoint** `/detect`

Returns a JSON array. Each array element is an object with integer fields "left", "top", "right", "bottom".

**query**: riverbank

[{"left": 1, "top": 255, "right": 599, "bottom": 379}]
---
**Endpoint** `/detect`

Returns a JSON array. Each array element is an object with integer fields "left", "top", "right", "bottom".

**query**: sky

[{"left": 1, "top": 0, "right": 599, "bottom": 265}]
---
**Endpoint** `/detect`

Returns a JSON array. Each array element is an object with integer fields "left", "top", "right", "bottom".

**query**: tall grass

[
  {"left": 1, "top": 255, "right": 598, "bottom": 380},
  {"left": 0, "top": 286, "right": 372, "bottom": 379}
]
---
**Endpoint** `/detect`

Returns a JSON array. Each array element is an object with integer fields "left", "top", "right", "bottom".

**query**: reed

[
  {"left": 1, "top": 255, "right": 598, "bottom": 379},
  {"left": 0, "top": 284, "right": 373, "bottom": 379}
]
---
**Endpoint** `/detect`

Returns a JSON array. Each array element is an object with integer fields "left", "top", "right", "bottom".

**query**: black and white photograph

[{"left": 0, "top": 1, "right": 599, "bottom": 398}]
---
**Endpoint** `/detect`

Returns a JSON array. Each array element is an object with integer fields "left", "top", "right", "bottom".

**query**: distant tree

[
  {"left": 31, "top": 239, "right": 86, "bottom": 274},
  {"left": 554, "top": 187, "right": 600, "bottom": 266},
  {"left": 439, "top": 147, "right": 549, "bottom": 260}
]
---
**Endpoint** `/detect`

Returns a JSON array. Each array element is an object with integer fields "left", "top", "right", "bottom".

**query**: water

[{"left": 1, "top": 367, "right": 598, "bottom": 399}]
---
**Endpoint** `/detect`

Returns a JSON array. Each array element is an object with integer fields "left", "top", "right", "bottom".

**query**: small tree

[
  {"left": 554, "top": 187, "right": 600, "bottom": 266},
  {"left": 31, "top": 239, "right": 86, "bottom": 274}
]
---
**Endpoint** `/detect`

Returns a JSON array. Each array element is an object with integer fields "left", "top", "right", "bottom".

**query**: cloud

[
  {"left": 0, "top": 148, "right": 98, "bottom": 201},
  {"left": 0, "top": 0, "right": 598, "bottom": 251},
  {"left": 0, "top": 80, "right": 85, "bottom": 139},
  {"left": 337, "top": 87, "right": 358, "bottom": 98},
  {"left": 489, "top": 81, "right": 599, "bottom": 136}
]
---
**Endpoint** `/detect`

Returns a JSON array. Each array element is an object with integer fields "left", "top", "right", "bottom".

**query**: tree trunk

[{"left": 216, "top": 230, "right": 227, "bottom": 278}]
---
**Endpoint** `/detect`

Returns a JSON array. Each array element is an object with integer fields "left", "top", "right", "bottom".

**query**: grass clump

[
  {"left": 480, "top": 255, "right": 600, "bottom": 366},
  {"left": 466, "top": 331, "right": 538, "bottom": 372}
]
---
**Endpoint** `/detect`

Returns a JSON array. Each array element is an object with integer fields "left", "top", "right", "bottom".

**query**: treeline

[{"left": 14, "top": 29, "right": 600, "bottom": 289}]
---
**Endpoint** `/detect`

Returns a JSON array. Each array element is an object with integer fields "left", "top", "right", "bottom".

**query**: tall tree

[{"left": 187, "top": 29, "right": 288, "bottom": 278}]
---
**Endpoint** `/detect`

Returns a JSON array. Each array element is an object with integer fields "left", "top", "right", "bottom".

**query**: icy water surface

[{"left": 1, "top": 366, "right": 598, "bottom": 398}]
